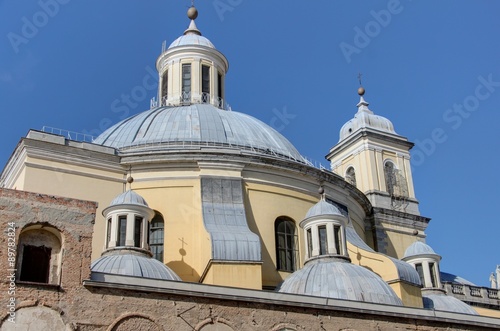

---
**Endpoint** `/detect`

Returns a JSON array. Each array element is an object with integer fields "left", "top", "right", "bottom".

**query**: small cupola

[
  {"left": 91, "top": 188, "right": 181, "bottom": 281},
  {"left": 402, "top": 241, "right": 479, "bottom": 315},
  {"left": 403, "top": 241, "right": 443, "bottom": 290},
  {"left": 300, "top": 189, "right": 349, "bottom": 262},
  {"left": 102, "top": 190, "right": 155, "bottom": 253},
  {"left": 155, "top": 5, "right": 229, "bottom": 109},
  {"left": 338, "top": 86, "right": 396, "bottom": 142}
]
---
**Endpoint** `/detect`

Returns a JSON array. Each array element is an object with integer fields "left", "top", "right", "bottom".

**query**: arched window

[
  {"left": 384, "top": 161, "right": 396, "bottom": 195},
  {"left": 345, "top": 166, "right": 357, "bottom": 187},
  {"left": 161, "top": 70, "right": 168, "bottom": 104},
  {"left": 149, "top": 212, "right": 164, "bottom": 262},
  {"left": 118, "top": 216, "right": 127, "bottom": 247},
  {"left": 182, "top": 63, "right": 191, "bottom": 103},
  {"left": 275, "top": 217, "right": 298, "bottom": 272},
  {"left": 16, "top": 226, "right": 62, "bottom": 285}
]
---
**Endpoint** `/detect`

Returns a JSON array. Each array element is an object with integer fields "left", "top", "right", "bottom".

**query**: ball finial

[
  {"left": 126, "top": 176, "right": 134, "bottom": 184},
  {"left": 318, "top": 187, "right": 325, "bottom": 195},
  {"left": 187, "top": 6, "right": 198, "bottom": 20},
  {"left": 358, "top": 86, "right": 365, "bottom": 96},
  {"left": 412, "top": 229, "right": 419, "bottom": 236}
]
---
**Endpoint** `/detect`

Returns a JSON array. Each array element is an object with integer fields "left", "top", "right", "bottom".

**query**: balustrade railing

[
  {"left": 150, "top": 92, "right": 232, "bottom": 111},
  {"left": 443, "top": 282, "right": 500, "bottom": 310}
]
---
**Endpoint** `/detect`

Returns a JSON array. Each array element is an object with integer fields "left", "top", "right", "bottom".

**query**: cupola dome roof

[
  {"left": 403, "top": 241, "right": 438, "bottom": 259},
  {"left": 94, "top": 104, "right": 305, "bottom": 162},
  {"left": 109, "top": 190, "right": 149, "bottom": 208},
  {"left": 339, "top": 91, "right": 396, "bottom": 142},
  {"left": 277, "top": 258, "right": 403, "bottom": 306},
  {"left": 168, "top": 6, "right": 215, "bottom": 49},
  {"left": 305, "top": 199, "right": 343, "bottom": 218},
  {"left": 91, "top": 253, "right": 180, "bottom": 281},
  {"left": 169, "top": 34, "right": 215, "bottom": 49},
  {"left": 422, "top": 292, "right": 478, "bottom": 315}
]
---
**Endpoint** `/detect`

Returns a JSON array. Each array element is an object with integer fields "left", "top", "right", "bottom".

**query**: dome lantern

[
  {"left": 102, "top": 190, "right": 155, "bottom": 253},
  {"left": 402, "top": 241, "right": 443, "bottom": 290},
  {"left": 301, "top": 198, "right": 349, "bottom": 262},
  {"left": 155, "top": 5, "right": 229, "bottom": 109}
]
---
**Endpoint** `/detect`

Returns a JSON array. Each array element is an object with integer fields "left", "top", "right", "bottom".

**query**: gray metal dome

[
  {"left": 403, "top": 241, "right": 438, "bottom": 259},
  {"left": 305, "top": 200, "right": 342, "bottom": 218},
  {"left": 440, "top": 271, "right": 476, "bottom": 286},
  {"left": 91, "top": 254, "right": 180, "bottom": 281},
  {"left": 339, "top": 96, "right": 396, "bottom": 142},
  {"left": 169, "top": 33, "right": 215, "bottom": 49},
  {"left": 109, "top": 190, "right": 149, "bottom": 208},
  {"left": 422, "top": 292, "right": 478, "bottom": 315},
  {"left": 94, "top": 104, "right": 305, "bottom": 162},
  {"left": 277, "top": 258, "right": 403, "bottom": 306}
]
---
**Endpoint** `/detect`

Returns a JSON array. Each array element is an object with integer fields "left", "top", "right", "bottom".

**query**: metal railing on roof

[
  {"left": 39, "top": 127, "right": 330, "bottom": 170},
  {"left": 150, "top": 92, "right": 232, "bottom": 111},
  {"left": 41, "top": 126, "right": 95, "bottom": 143}
]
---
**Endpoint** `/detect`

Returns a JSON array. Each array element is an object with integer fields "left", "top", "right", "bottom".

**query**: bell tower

[{"left": 326, "top": 86, "right": 430, "bottom": 258}]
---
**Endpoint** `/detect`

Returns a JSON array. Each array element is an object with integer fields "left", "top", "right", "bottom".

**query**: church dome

[
  {"left": 403, "top": 241, "right": 438, "bottom": 259},
  {"left": 277, "top": 258, "right": 403, "bottom": 306},
  {"left": 109, "top": 190, "right": 149, "bottom": 208},
  {"left": 305, "top": 199, "right": 342, "bottom": 218},
  {"left": 339, "top": 94, "right": 396, "bottom": 142},
  {"left": 94, "top": 104, "right": 305, "bottom": 162},
  {"left": 169, "top": 33, "right": 215, "bottom": 49},
  {"left": 422, "top": 292, "right": 478, "bottom": 315},
  {"left": 91, "top": 253, "right": 181, "bottom": 281}
]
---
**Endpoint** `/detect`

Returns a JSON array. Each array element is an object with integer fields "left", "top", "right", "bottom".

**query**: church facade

[{"left": 1, "top": 6, "right": 499, "bottom": 331}]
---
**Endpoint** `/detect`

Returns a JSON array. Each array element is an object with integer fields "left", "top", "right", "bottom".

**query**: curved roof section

[
  {"left": 305, "top": 199, "right": 342, "bottom": 218},
  {"left": 345, "top": 221, "right": 421, "bottom": 286},
  {"left": 339, "top": 96, "right": 396, "bottom": 142},
  {"left": 94, "top": 104, "right": 305, "bottom": 162},
  {"left": 277, "top": 258, "right": 403, "bottom": 306},
  {"left": 423, "top": 293, "right": 478, "bottom": 315},
  {"left": 169, "top": 33, "right": 215, "bottom": 49},
  {"left": 404, "top": 241, "right": 438, "bottom": 259},
  {"left": 91, "top": 254, "right": 180, "bottom": 281},
  {"left": 109, "top": 190, "right": 149, "bottom": 208},
  {"left": 440, "top": 271, "right": 476, "bottom": 286}
]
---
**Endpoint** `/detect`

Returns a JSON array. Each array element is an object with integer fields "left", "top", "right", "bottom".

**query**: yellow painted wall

[
  {"left": 348, "top": 242, "right": 422, "bottom": 307},
  {"left": 244, "top": 182, "right": 315, "bottom": 288},
  {"left": 473, "top": 307, "right": 500, "bottom": 318},
  {"left": 384, "top": 228, "right": 420, "bottom": 259},
  {"left": 20, "top": 161, "right": 123, "bottom": 261},
  {"left": 133, "top": 180, "right": 211, "bottom": 283},
  {"left": 202, "top": 262, "right": 262, "bottom": 290}
]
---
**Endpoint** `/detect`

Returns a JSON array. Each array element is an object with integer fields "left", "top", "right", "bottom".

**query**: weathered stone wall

[{"left": 0, "top": 188, "right": 498, "bottom": 331}]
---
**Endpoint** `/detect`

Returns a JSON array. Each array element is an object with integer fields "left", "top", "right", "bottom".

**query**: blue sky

[{"left": 0, "top": 1, "right": 499, "bottom": 287}]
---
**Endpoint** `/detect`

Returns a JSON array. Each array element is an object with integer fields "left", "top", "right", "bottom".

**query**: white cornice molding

[
  {"left": 24, "top": 143, "right": 123, "bottom": 174},
  {"left": 0, "top": 145, "right": 28, "bottom": 188},
  {"left": 197, "top": 161, "right": 245, "bottom": 172}
]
